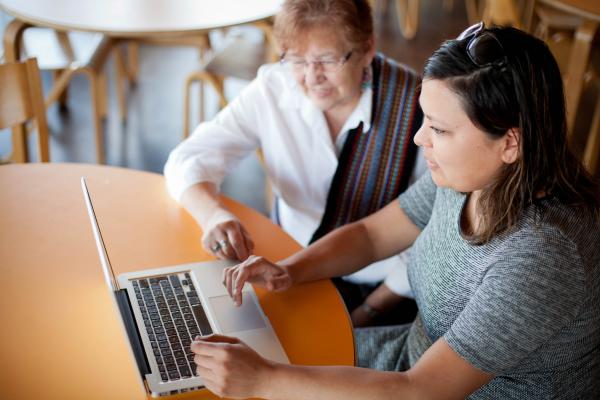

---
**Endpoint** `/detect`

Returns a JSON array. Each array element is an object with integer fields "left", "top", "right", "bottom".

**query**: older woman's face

[
  {"left": 285, "top": 28, "right": 374, "bottom": 114},
  {"left": 414, "top": 79, "right": 518, "bottom": 193}
]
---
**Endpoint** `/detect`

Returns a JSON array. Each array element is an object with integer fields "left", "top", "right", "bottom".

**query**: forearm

[
  {"left": 263, "top": 364, "right": 417, "bottom": 400},
  {"left": 364, "top": 282, "right": 408, "bottom": 313},
  {"left": 180, "top": 182, "right": 229, "bottom": 227},
  {"left": 280, "top": 221, "right": 378, "bottom": 284},
  {"left": 279, "top": 202, "right": 421, "bottom": 285}
]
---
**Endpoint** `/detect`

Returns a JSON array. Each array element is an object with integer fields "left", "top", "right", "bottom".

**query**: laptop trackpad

[{"left": 208, "top": 294, "right": 266, "bottom": 334}]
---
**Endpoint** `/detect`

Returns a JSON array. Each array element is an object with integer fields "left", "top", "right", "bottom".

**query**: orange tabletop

[{"left": 0, "top": 163, "right": 354, "bottom": 400}]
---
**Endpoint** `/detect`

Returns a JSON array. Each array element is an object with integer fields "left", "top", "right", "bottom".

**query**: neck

[
  {"left": 324, "top": 96, "right": 361, "bottom": 141},
  {"left": 462, "top": 190, "right": 482, "bottom": 237}
]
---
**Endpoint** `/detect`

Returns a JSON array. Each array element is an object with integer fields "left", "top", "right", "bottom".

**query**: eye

[
  {"left": 318, "top": 59, "right": 338, "bottom": 65},
  {"left": 289, "top": 59, "right": 306, "bottom": 66},
  {"left": 430, "top": 126, "right": 446, "bottom": 135}
]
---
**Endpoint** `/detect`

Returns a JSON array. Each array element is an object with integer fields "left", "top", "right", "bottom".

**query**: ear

[
  {"left": 501, "top": 128, "right": 520, "bottom": 164},
  {"left": 364, "top": 35, "right": 376, "bottom": 66}
]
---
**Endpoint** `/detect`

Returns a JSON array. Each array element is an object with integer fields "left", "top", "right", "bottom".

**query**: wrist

[
  {"left": 279, "top": 261, "right": 297, "bottom": 285},
  {"left": 202, "top": 207, "right": 237, "bottom": 228},
  {"left": 256, "top": 360, "right": 285, "bottom": 399},
  {"left": 360, "top": 302, "right": 381, "bottom": 319}
]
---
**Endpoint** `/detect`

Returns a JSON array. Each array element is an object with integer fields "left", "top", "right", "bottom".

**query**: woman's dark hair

[{"left": 423, "top": 26, "right": 599, "bottom": 244}]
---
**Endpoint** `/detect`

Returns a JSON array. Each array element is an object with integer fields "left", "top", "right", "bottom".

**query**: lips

[
  {"left": 424, "top": 155, "right": 438, "bottom": 169},
  {"left": 310, "top": 87, "right": 333, "bottom": 98}
]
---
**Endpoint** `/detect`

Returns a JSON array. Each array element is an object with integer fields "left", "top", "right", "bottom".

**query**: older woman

[
  {"left": 164, "top": 0, "right": 425, "bottom": 324},
  {"left": 191, "top": 25, "right": 600, "bottom": 399}
]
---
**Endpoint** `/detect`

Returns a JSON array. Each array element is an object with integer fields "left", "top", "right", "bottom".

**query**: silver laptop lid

[{"left": 81, "top": 177, "right": 119, "bottom": 291}]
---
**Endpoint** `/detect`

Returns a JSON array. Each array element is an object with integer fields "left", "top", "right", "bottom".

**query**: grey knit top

[{"left": 398, "top": 172, "right": 600, "bottom": 399}]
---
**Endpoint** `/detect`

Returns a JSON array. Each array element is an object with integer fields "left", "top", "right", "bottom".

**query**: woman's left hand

[{"left": 191, "top": 334, "right": 274, "bottom": 399}]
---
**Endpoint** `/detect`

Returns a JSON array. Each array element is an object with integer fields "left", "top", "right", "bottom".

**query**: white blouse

[{"left": 164, "top": 63, "right": 426, "bottom": 297}]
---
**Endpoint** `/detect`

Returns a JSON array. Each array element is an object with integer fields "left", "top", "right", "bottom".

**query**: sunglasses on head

[{"left": 457, "top": 22, "right": 507, "bottom": 68}]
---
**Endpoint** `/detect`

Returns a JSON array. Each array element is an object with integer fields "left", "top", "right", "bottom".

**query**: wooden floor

[{"left": 0, "top": 0, "right": 471, "bottom": 214}]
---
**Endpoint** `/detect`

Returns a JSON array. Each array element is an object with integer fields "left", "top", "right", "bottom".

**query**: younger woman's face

[{"left": 414, "top": 79, "right": 517, "bottom": 193}]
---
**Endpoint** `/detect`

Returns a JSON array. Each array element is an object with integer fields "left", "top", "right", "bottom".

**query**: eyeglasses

[
  {"left": 457, "top": 22, "right": 507, "bottom": 68},
  {"left": 279, "top": 51, "right": 353, "bottom": 75}
]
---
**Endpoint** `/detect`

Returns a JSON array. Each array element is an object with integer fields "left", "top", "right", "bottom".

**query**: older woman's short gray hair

[{"left": 274, "top": 0, "right": 373, "bottom": 54}]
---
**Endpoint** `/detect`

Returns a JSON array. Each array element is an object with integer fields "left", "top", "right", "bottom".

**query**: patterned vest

[{"left": 310, "top": 53, "right": 422, "bottom": 243}]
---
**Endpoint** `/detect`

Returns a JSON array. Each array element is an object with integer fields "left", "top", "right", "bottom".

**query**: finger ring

[
  {"left": 211, "top": 243, "right": 221, "bottom": 252},
  {"left": 219, "top": 239, "right": 228, "bottom": 248}
]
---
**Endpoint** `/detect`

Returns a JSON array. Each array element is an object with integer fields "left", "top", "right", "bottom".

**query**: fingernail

[
  {"left": 194, "top": 335, "right": 201, "bottom": 341},
  {"left": 234, "top": 300, "right": 240, "bottom": 306}
]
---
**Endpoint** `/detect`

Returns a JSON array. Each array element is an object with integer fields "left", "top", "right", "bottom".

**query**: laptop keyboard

[{"left": 132, "top": 272, "right": 213, "bottom": 382}]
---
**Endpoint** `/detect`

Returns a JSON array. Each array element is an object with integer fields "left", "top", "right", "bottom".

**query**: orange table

[{"left": 0, "top": 163, "right": 354, "bottom": 399}]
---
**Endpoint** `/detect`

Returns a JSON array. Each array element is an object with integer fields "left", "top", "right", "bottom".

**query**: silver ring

[
  {"left": 218, "top": 239, "right": 228, "bottom": 248},
  {"left": 211, "top": 243, "right": 221, "bottom": 252}
]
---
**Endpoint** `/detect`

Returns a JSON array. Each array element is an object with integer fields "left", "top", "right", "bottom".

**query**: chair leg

[
  {"left": 3, "top": 19, "right": 29, "bottom": 62},
  {"left": 84, "top": 68, "right": 105, "bottom": 164},
  {"left": 583, "top": 98, "right": 600, "bottom": 176},
  {"left": 254, "top": 20, "right": 279, "bottom": 62},
  {"left": 127, "top": 42, "right": 139, "bottom": 85},
  {"left": 522, "top": 0, "right": 536, "bottom": 32},
  {"left": 213, "top": 75, "right": 227, "bottom": 109},
  {"left": 11, "top": 125, "right": 29, "bottom": 163},
  {"left": 53, "top": 70, "right": 69, "bottom": 109},
  {"left": 44, "top": 69, "right": 74, "bottom": 108},
  {"left": 183, "top": 71, "right": 228, "bottom": 140},
  {"left": 565, "top": 20, "right": 597, "bottom": 135},
  {"left": 198, "top": 46, "right": 207, "bottom": 125},
  {"left": 183, "top": 75, "right": 193, "bottom": 140},
  {"left": 98, "top": 71, "right": 108, "bottom": 118},
  {"left": 394, "top": 0, "right": 419, "bottom": 40},
  {"left": 114, "top": 46, "right": 128, "bottom": 122}
]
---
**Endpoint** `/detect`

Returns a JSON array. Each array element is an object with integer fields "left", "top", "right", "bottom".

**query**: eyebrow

[
  {"left": 419, "top": 98, "right": 444, "bottom": 125},
  {"left": 287, "top": 50, "right": 338, "bottom": 58}
]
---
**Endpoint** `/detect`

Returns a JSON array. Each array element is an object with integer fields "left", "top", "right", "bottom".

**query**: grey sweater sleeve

[
  {"left": 398, "top": 171, "right": 437, "bottom": 230},
  {"left": 444, "top": 226, "right": 586, "bottom": 374}
]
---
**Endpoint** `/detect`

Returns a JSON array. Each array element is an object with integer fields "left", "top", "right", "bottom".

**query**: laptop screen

[{"left": 81, "top": 177, "right": 120, "bottom": 291}]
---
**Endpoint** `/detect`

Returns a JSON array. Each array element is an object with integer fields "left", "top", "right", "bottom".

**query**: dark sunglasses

[{"left": 457, "top": 22, "right": 507, "bottom": 68}]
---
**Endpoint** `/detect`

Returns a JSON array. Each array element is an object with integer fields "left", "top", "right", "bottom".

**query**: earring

[{"left": 361, "top": 66, "right": 373, "bottom": 90}]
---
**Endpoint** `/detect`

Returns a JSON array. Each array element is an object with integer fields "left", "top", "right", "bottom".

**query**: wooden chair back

[{"left": 0, "top": 58, "right": 50, "bottom": 162}]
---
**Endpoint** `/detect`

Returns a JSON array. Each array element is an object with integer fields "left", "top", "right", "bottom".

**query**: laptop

[{"left": 81, "top": 177, "right": 289, "bottom": 397}]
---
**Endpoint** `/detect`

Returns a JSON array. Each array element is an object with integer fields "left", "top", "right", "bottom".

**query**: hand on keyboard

[
  {"left": 190, "top": 334, "right": 274, "bottom": 399},
  {"left": 222, "top": 255, "right": 292, "bottom": 306}
]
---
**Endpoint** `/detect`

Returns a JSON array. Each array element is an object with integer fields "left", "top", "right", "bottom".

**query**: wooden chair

[
  {"left": 3, "top": 19, "right": 122, "bottom": 164},
  {"left": 528, "top": 4, "right": 582, "bottom": 73},
  {"left": 182, "top": 34, "right": 270, "bottom": 138},
  {"left": 182, "top": 28, "right": 275, "bottom": 212},
  {"left": 526, "top": 3, "right": 599, "bottom": 175},
  {"left": 465, "top": 0, "right": 534, "bottom": 28},
  {"left": 580, "top": 48, "right": 600, "bottom": 177},
  {"left": 0, "top": 58, "right": 50, "bottom": 163}
]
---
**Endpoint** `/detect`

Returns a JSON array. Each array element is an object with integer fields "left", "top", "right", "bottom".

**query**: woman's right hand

[
  {"left": 202, "top": 209, "right": 254, "bottom": 261},
  {"left": 222, "top": 255, "right": 292, "bottom": 306}
]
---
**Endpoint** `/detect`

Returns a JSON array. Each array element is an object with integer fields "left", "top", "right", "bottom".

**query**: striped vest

[{"left": 311, "top": 53, "right": 422, "bottom": 243}]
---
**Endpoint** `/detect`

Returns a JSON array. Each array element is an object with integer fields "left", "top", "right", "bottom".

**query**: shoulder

[
  {"left": 372, "top": 52, "right": 421, "bottom": 83},
  {"left": 512, "top": 200, "right": 600, "bottom": 262},
  {"left": 250, "top": 63, "right": 303, "bottom": 108},
  {"left": 256, "top": 63, "right": 294, "bottom": 92},
  {"left": 488, "top": 201, "right": 600, "bottom": 294}
]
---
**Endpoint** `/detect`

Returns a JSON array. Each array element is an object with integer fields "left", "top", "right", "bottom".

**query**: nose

[
  {"left": 304, "top": 62, "right": 326, "bottom": 85},
  {"left": 413, "top": 123, "right": 430, "bottom": 148}
]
